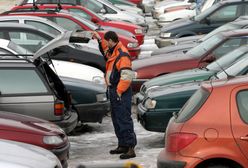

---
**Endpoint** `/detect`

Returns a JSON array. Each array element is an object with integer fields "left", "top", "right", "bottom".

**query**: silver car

[{"left": 0, "top": 31, "right": 79, "bottom": 134}]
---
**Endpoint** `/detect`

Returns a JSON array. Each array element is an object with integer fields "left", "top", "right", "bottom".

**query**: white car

[
  {"left": 157, "top": 0, "right": 217, "bottom": 26},
  {"left": 82, "top": 0, "right": 147, "bottom": 27},
  {"left": 152, "top": 0, "right": 193, "bottom": 19},
  {"left": 0, "top": 38, "right": 105, "bottom": 85},
  {"left": 114, "top": 4, "right": 143, "bottom": 15},
  {"left": 0, "top": 15, "right": 98, "bottom": 50},
  {"left": 0, "top": 139, "right": 62, "bottom": 168}
]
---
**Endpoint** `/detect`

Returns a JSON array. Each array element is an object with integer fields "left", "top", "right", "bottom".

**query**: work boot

[
  {"left": 109, "top": 146, "right": 128, "bottom": 154},
  {"left": 120, "top": 147, "right": 136, "bottom": 159}
]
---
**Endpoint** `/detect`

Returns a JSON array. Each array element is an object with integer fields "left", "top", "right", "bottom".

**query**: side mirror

[
  {"left": 91, "top": 17, "right": 98, "bottom": 23},
  {"left": 100, "top": 8, "right": 106, "bottom": 14}
]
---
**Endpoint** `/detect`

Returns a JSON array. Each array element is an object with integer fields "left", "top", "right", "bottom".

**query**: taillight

[
  {"left": 54, "top": 100, "right": 64, "bottom": 116},
  {"left": 167, "top": 132, "right": 197, "bottom": 152}
]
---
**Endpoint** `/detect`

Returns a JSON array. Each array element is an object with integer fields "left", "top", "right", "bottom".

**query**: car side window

[
  {"left": 0, "top": 20, "right": 19, "bottom": 23},
  {"left": 25, "top": 20, "right": 61, "bottom": 36},
  {"left": 53, "top": 17, "right": 82, "bottom": 31},
  {"left": 211, "top": 38, "right": 242, "bottom": 59},
  {"left": 208, "top": 4, "right": 240, "bottom": 22},
  {"left": 237, "top": 90, "right": 248, "bottom": 123},
  {"left": 68, "top": 8, "right": 92, "bottom": 20},
  {"left": 80, "top": 0, "right": 103, "bottom": 13},
  {"left": 0, "top": 69, "right": 48, "bottom": 95}
]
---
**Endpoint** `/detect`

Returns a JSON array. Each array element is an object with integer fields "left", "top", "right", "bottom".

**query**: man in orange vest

[{"left": 93, "top": 31, "right": 137, "bottom": 159}]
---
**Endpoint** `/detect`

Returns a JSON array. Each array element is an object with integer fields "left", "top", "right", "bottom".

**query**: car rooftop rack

[{"left": 2, "top": 9, "right": 60, "bottom": 14}]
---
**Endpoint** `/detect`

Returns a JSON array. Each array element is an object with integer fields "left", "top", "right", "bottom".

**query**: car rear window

[
  {"left": 0, "top": 69, "right": 48, "bottom": 95},
  {"left": 176, "top": 87, "right": 210, "bottom": 122},
  {"left": 237, "top": 90, "right": 248, "bottom": 124}
]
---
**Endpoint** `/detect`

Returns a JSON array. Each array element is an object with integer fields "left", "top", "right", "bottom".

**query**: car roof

[
  {"left": 220, "top": 28, "right": 248, "bottom": 37},
  {"left": 202, "top": 75, "right": 248, "bottom": 90}
]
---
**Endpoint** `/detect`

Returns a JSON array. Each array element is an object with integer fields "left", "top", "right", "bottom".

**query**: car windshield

[
  {"left": 194, "top": 2, "right": 221, "bottom": 21},
  {"left": 71, "top": 13, "right": 99, "bottom": 30},
  {"left": 176, "top": 87, "right": 210, "bottom": 122},
  {"left": 200, "top": 23, "right": 240, "bottom": 41},
  {"left": 8, "top": 41, "right": 33, "bottom": 55},
  {"left": 216, "top": 53, "right": 248, "bottom": 79},
  {"left": 187, "top": 34, "right": 223, "bottom": 58},
  {"left": 206, "top": 46, "right": 248, "bottom": 71}
]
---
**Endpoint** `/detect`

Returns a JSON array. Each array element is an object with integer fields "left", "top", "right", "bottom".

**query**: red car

[
  {"left": 4, "top": 11, "right": 140, "bottom": 60},
  {"left": 0, "top": 111, "right": 69, "bottom": 168},
  {"left": 12, "top": 4, "right": 145, "bottom": 45},
  {"left": 132, "top": 29, "right": 248, "bottom": 92},
  {"left": 158, "top": 75, "right": 248, "bottom": 168}
]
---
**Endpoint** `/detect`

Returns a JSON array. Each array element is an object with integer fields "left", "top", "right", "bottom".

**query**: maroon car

[
  {"left": 132, "top": 29, "right": 248, "bottom": 92},
  {"left": 0, "top": 111, "right": 69, "bottom": 168}
]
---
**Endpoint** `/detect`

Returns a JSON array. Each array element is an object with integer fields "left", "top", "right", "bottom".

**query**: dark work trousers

[{"left": 108, "top": 86, "right": 137, "bottom": 147}]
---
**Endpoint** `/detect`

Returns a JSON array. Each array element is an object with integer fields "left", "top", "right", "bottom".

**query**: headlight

[
  {"left": 96, "top": 93, "right": 108, "bottom": 102},
  {"left": 144, "top": 98, "right": 156, "bottom": 109},
  {"left": 127, "top": 42, "right": 139, "bottom": 48},
  {"left": 92, "top": 76, "right": 105, "bottom": 85},
  {"left": 43, "top": 136, "right": 64, "bottom": 145},
  {"left": 160, "top": 32, "right": 171, "bottom": 38},
  {"left": 134, "top": 28, "right": 144, "bottom": 34}
]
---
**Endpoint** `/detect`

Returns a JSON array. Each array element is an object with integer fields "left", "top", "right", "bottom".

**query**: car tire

[{"left": 205, "top": 164, "right": 233, "bottom": 168}]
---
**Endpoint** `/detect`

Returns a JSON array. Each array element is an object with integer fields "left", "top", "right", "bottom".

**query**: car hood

[
  {"left": 33, "top": 30, "right": 90, "bottom": 60},
  {"left": 0, "top": 139, "right": 60, "bottom": 168},
  {"left": 0, "top": 111, "right": 64, "bottom": 136},
  {"left": 105, "top": 20, "right": 140, "bottom": 29},
  {"left": 152, "top": 43, "right": 196, "bottom": 56},
  {"left": 161, "top": 18, "right": 194, "bottom": 32},
  {"left": 132, "top": 53, "right": 192, "bottom": 70},
  {"left": 144, "top": 68, "right": 215, "bottom": 90},
  {"left": 101, "top": 26, "right": 135, "bottom": 38},
  {"left": 148, "top": 81, "right": 201, "bottom": 98}
]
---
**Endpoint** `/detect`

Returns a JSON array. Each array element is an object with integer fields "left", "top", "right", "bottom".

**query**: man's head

[{"left": 104, "top": 31, "right": 119, "bottom": 48}]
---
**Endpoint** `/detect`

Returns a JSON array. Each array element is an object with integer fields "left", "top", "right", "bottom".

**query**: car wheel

[{"left": 205, "top": 164, "right": 233, "bottom": 168}]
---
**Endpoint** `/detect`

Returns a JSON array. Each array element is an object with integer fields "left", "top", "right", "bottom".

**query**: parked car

[
  {"left": 136, "top": 45, "right": 248, "bottom": 132},
  {"left": 132, "top": 28, "right": 248, "bottom": 92},
  {"left": 152, "top": 0, "right": 194, "bottom": 19},
  {"left": 155, "top": 0, "right": 248, "bottom": 48},
  {"left": 11, "top": 4, "right": 145, "bottom": 45},
  {"left": 154, "top": 15, "right": 248, "bottom": 50},
  {"left": 0, "top": 111, "right": 69, "bottom": 167},
  {"left": 1, "top": 32, "right": 110, "bottom": 124},
  {"left": 19, "top": 0, "right": 147, "bottom": 28},
  {"left": 0, "top": 139, "right": 62, "bottom": 168},
  {"left": 106, "top": 0, "right": 143, "bottom": 15},
  {"left": 3, "top": 10, "right": 140, "bottom": 60},
  {"left": 0, "top": 22, "right": 105, "bottom": 71},
  {"left": 0, "top": 32, "right": 78, "bottom": 134},
  {"left": 136, "top": 45, "right": 248, "bottom": 105},
  {"left": 157, "top": 75, "right": 248, "bottom": 168}
]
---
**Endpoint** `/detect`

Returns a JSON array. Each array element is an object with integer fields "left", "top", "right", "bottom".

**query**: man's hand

[{"left": 92, "top": 31, "right": 101, "bottom": 41}]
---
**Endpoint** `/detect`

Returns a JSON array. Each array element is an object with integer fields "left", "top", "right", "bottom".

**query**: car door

[
  {"left": 231, "top": 87, "right": 248, "bottom": 161},
  {"left": 196, "top": 4, "right": 243, "bottom": 34},
  {"left": 0, "top": 68, "right": 55, "bottom": 121}
]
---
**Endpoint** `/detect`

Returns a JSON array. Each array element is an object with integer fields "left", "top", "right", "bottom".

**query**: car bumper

[
  {"left": 155, "top": 37, "right": 174, "bottom": 48},
  {"left": 129, "top": 48, "right": 141, "bottom": 60},
  {"left": 75, "top": 101, "right": 110, "bottom": 123},
  {"left": 157, "top": 149, "right": 186, "bottom": 168},
  {"left": 157, "top": 149, "right": 203, "bottom": 168},
  {"left": 137, "top": 103, "right": 178, "bottom": 132},
  {"left": 51, "top": 143, "right": 70, "bottom": 168},
  {"left": 55, "top": 111, "right": 78, "bottom": 134}
]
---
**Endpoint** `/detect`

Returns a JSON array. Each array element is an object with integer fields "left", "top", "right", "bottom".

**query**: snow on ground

[{"left": 68, "top": 111, "right": 164, "bottom": 168}]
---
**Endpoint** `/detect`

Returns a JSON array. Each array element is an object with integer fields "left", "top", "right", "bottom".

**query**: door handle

[{"left": 240, "top": 136, "right": 248, "bottom": 140}]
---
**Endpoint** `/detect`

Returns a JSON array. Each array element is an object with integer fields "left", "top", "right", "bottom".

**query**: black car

[
  {"left": 155, "top": 0, "right": 248, "bottom": 48},
  {"left": 0, "top": 22, "right": 105, "bottom": 71}
]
